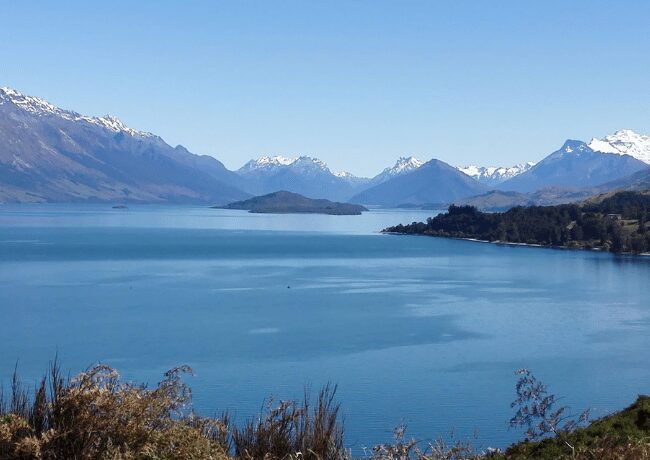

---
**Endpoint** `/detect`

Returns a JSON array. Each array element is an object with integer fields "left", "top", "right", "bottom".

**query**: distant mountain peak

[
  {"left": 560, "top": 139, "right": 591, "bottom": 154},
  {"left": 292, "top": 155, "right": 330, "bottom": 171},
  {"left": 351, "top": 157, "right": 488, "bottom": 207},
  {"left": 0, "top": 86, "right": 154, "bottom": 138},
  {"left": 498, "top": 138, "right": 648, "bottom": 193},
  {"left": 369, "top": 156, "right": 424, "bottom": 185},
  {"left": 390, "top": 156, "right": 424, "bottom": 173},
  {"left": 588, "top": 129, "right": 650, "bottom": 164},
  {"left": 457, "top": 162, "right": 536, "bottom": 185},
  {"left": 239, "top": 154, "right": 334, "bottom": 175},
  {"left": 252, "top": 155, "right": 295, "bottom": 166}
]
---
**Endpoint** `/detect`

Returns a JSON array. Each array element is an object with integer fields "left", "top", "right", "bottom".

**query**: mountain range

[
  {"left": 235, "top": 155, "right": 368, "bottom": 201},
  {"left": 588, "top": 129, "right": 650, "bottom": 164},
  {"left": 349, "top": 159, "right": 489, "bottom": 207},
  {"left": 457, "top": 162, "right": 536, "bottom": 185},
  {"left": 0, "top": 87, "right": 246, "bottom": 204},
  {"left": 497, "top": 140, "right": 648, "bottom": 193},
  {"left": 0, "top": 87, "right": 648, "bottom": 207}
]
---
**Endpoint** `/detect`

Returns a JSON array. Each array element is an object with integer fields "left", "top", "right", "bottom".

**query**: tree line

[{"left": 384, "top": 191, "right": 650, "bottom": 254}]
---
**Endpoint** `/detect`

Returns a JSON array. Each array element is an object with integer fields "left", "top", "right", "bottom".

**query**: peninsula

[{"left": 383, "top": 190, "right": 650, "bottom": 254}]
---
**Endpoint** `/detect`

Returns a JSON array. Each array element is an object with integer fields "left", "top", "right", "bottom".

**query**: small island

[{"left": 216, "top": 191, "right": 368, "bottom": 215}]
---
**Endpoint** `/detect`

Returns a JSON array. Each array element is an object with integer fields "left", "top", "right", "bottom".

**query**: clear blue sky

[{"left": 2, "top": 1, "right": 649, "bottom": 176}]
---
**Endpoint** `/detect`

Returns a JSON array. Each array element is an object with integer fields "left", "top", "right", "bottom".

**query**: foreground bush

[
  {"left": 231, "top": 385, "right": 345, "bottom": 460},
  {"left": 0, "top": 362, "right": 347, "bottom": 460},
  {"left": 0, "top": 363, "right": 230, "bottom": 459}
]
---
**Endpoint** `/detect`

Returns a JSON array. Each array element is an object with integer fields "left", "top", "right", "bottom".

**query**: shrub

[
  {"left": 0, "top": 362, "right": 229, "bottom": 459},
  {"left": 231, "top": 384, "right": 345, "bottom": 460},
  {"left": 509, "top": 368, "right": 589, "bottom": 457},
  {"left": 0, "top": 363, "right": 347, "bottom": 460}
]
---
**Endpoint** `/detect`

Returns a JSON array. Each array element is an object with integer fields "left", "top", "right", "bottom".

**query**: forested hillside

[{"left": 384, "top": 191, "right": 650, "bottom": 254}]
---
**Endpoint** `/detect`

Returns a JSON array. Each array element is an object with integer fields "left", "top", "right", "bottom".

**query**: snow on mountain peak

[
  {"left": 458, "top": 162, "right": 536, "bottom": 185},
  {"left": 368, "top": 156, "right": 424, "bottom": 185},
  {"left": 0, "top": 87, "right": 153, "bottom": 138},
  {"left": 293, "top": 155, "right": 329, "bottom": 169},
  {"left": 588, "top": 129, "right": 650, "bottom": 164},
  {"left": 384, "top": 156, "right": 424, "bottom": 175},
  {"left": 239, "top": 155, "right": 333, "bottom": 175},
  {"left": 1, "top": 86, "right": 70, "bottom": 117},
  {"left": 255, "top": 155, "right": 296, "bottom": 167},
  {"left": 289, "top": 156, "right": 333, "bottom": 175},
  {"left": 91, "top": 114, "right": 153, "bottom": 137},
  {"left": 334, "top": 171, "right": 354, "bottom": 178}
]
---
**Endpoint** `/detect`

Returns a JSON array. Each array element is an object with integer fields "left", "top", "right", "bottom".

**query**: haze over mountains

[
  {"left": 0, "top": 87, "right": 648, "bottom": 207},
  {"left": 236, "top": 155, "right": 368, "bottom": 202}
]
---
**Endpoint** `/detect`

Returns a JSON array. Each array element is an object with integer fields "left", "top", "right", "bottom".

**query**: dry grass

[
  {"left": 573, "top": 438, "right": 650, "bottom": 459},
  {"left": 370, "top": 425, "right": 482, "bottom": 460},
  {"left": 232, "top": 384, "right": 345, "bottom": 460},
  {"left": 0, "top": 362, "right": 347, "bottom": 460},
  {"left": 0, "top": 362, "right": 230, "bottom": 459}
]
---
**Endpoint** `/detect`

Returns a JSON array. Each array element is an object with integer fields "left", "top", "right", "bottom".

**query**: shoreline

[{"left": 382, "top": 231, "right": 650, "bottom": 257}]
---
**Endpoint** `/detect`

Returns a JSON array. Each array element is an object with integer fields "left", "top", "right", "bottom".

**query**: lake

[{"left": 1, "top": 204, "right": 649, "bottom": 452}]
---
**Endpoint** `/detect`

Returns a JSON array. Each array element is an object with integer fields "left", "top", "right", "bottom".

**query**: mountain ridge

[
  {"left": 497, "top": 140, "right": 648, "bottom": 193},
  {"left": 0, "top": 87, "right": 249, "bottom": 204},
  {"left": 1, "top": 86, "right": 649, "bottom": 205},
  {"left": 588, "top": 129, "right": 650, "bottom": 164},
  {"left": 350, "top": 158, "right": 489, "bottom": 206},
  {"left": 457, "top": 162, "right": 536, "bottom": 185}
]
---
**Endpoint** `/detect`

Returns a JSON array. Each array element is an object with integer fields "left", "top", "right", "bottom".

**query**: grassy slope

[{"left": 501, "top": 395, "right": 650, "bottom": 459}]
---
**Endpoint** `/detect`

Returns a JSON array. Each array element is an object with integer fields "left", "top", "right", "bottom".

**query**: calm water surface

[{"left": 1, "top": 204, "right": 649, "bottom": 451}]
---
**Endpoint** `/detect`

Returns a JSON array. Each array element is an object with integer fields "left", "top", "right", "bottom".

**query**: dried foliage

[
  {"left": 0, "top": 363, "right": 347, "bottom": 460},
  {"left": 231, "top": 384, "right": 345, "bottom": 460},
  {"left": 0, "top": 361, "right": 229, "bottom": 459},
  {"left": 370, "top": 425, "right": 482, "bottom": 460},
  {"left": 509, "top": 368, "right": 589, "bottom": 457}
]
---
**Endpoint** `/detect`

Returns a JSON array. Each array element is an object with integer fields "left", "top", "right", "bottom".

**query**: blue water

[{"left": 1, "top": 204, "right": 649, "bottom": 452}]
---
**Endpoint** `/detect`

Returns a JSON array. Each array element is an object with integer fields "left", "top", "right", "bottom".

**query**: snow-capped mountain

[
  {"left": 457, "top": 162, "right": 536, "bottom": 185},
  {"left": 3, "top": 86, "right": 648, "bottom": 205},
  {"left": 333, "top": 170, "right": 368, "bottom": 185},
  {"left": 239, "top": 155, "right": 337, "bottom": 175},
  {"left": 0, "top": 87, "right": 154, "bottom": 138},
  {"left": 0, "top": 86, "right": 247, "bottom": 203},
  {"left": 351, "top": 158, "right": 489, "bottom": 206},
  {"left": 287, "top": 156, "right": 331, "bottom": 175},
  {"left": 238, "top": 155, "right": 297, "bottom": 174},
  {"left": 370, "top": 156, "right": 424, "bottom": 185},
  {"left": 236, "top": 155, "right": 368, "bottom": 201},
  {"left": 588, "top": 129, "right": 650, "bottom": 164},
  {"left": 498, "top": 140, "right": 648, "bottom": 193}
]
